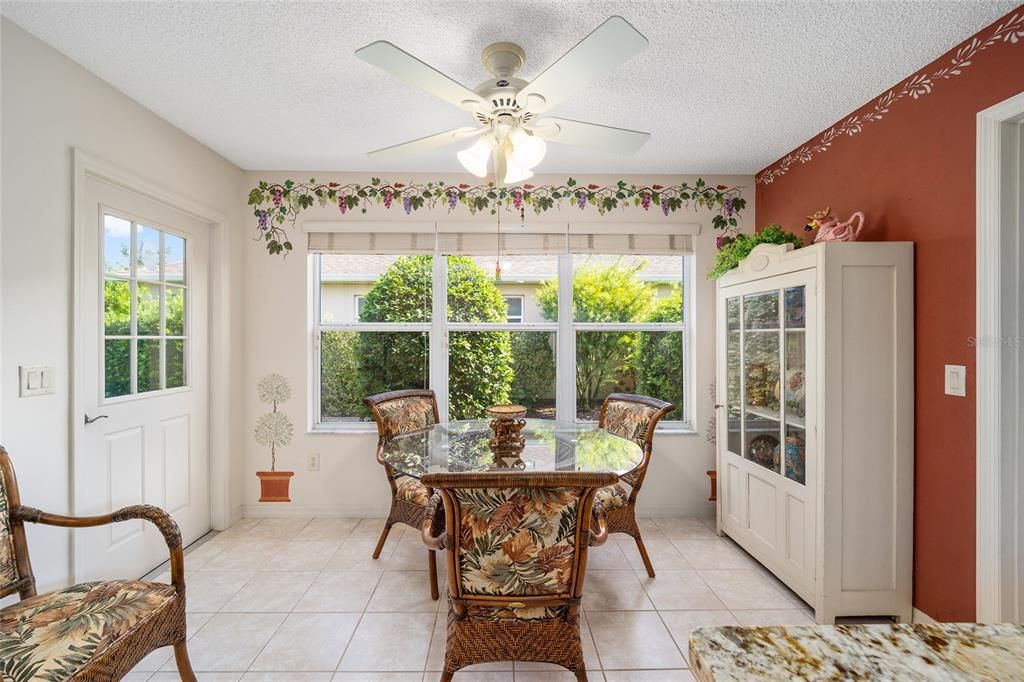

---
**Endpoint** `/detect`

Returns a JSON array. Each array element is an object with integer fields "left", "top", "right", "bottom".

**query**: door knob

[
  {"left": 84, "top": 413, "right": 109, "bottom": 425},
  {"left": 713, "top": 404, "right": 724, "bottom": 409}
]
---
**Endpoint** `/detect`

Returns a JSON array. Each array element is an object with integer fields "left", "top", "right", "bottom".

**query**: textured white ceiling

[{"left": 3, "top": 1, "right": 1017, "bottom": 173}]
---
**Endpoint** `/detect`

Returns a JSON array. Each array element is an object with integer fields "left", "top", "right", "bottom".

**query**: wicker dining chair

[
  {"left": 595, "top": 393, "right": 675, "bottom": 577},
  {"left": 364, "top": 388, "right": 441, "bottom": 600},
  {"left": 420, "top": 469, "right": 616, "bottom": 681},
  {"left": 0, "top": 446, "right": 196, "bottom": 681}
]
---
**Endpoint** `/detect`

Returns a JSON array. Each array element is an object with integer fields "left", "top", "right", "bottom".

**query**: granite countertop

[{"left": 689, "top": 622, "right": 1024, "bottom": 681}]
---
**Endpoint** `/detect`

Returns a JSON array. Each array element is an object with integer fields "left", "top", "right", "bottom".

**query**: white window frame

[
  {"left": 502, "top": 295, "right": 525, "bottom": 324},
  {"left": 354, "top": 294, "right": 368, "bottom": 320},
  {"left": 310, "top": 252, "right": 695, "bottom": 432}
]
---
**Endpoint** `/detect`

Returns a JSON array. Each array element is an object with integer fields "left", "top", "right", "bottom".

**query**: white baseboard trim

[
  {"left": 239, "top": 503, "right": 389, "bottom": 519},
  {"left": 228, "top": 505, "right": 245, "bottom": 527},
  {"left": 912, "top": 608, "right": 938, "bottom": 624}
]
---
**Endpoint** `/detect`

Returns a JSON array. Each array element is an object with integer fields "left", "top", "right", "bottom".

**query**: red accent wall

[{"left": 755, "top": 10, "right": 1024, "bottom": 622}]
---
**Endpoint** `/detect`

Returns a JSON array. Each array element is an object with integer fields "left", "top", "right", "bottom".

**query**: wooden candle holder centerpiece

[{"left": 485, "top": 404, "right": 527, "bottom": 454}]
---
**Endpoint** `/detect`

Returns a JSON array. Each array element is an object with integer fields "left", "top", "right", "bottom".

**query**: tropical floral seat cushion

[
  {"left": 0, "top": 580, "right": 177, "bottom": 682},
  {"left": 396, "top": 478, "right": 430, "bottom": 507},
  {"left": 375, "top": 395, "right": 436, "bottom": 441},
  {"left": 602, "top": 400, "right": 659, "bottom": 448},
  {"left": 595, "top": 483, "right": 630, "bottom": 511},
  {"left": 456, "top": 487, "right": 582, "bottom": 598}
]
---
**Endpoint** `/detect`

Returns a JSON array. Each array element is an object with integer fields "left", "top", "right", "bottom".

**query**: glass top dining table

[{"left": 379, "top": 419, "right": 644, "bottom": 479}]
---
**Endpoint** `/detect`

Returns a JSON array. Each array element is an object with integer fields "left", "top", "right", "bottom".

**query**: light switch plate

[
  {"left": 945, "top": 364, "right": 967, "bottom": 397},
  {"left": 19, "top": 365, "right": 55, "bottom": 397}
]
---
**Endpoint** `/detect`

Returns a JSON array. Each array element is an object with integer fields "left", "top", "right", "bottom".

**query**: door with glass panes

[
  {"left": 75, "top": 175, "right": 210, "bottom": 582},
  {"left": 717, "top": 271, "right": 815, "bottom": 590}
]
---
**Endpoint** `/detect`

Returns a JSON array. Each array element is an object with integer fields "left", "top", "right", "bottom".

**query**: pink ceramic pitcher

[{"left": 813, "top": 211, "right": 865, "bottom": 243}]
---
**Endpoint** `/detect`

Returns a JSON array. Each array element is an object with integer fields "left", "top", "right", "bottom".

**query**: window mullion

[
  {"left": 431, "top": 254, "right": 448, "bottom": 420},
  {"left": 556, "top": 253, "right": 574, "bottom": 424}
]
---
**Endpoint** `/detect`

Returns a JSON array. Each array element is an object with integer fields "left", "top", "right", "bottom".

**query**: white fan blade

[
  {"left": 529, "top": 118, "right": 650, "bottom": 155},
  {"left": 518, "top": 16, "right": 648, "bottom": 113},
  {"left": 356, "top": 41, "right": 485, "bottom": 112},
  {"left": 368, "top": 127, "right": 483, "bottom": 159}
]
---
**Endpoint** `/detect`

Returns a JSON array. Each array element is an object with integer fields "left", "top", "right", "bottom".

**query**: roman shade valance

[{"left": 304, "top": 222, "right": 697, "bottom": 255}]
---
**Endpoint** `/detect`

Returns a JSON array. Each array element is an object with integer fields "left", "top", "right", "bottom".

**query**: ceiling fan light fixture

[
  {"left": 457, "top": 135, "right": 494, "bottom": 177},
  {"left": 503, "top": 148, "right": 534, "bottom": 184},
  {"left": 508, "top": 127, "right": 547, "bottom": 169}
]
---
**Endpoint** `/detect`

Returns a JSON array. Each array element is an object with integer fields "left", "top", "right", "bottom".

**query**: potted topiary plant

[
  {"left": 254, "top": 373, "right": 295, "bottom": 502},
  {"left": 709, "top": 224, "right": 804, "bottom": 279}
]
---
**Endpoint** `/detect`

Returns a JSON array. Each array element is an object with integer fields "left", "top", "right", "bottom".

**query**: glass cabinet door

[
  {"left": 725, "top": 297, "right": 742, "bottom": 456},
  {"left": 724, "top": 285, "right": 807, "bottom": 486},
  {"left": 783, "top": 287, "right": 806, "bottom": 484},
  {"left": 743, "top": 291, "right": 782, "bottom": 474}
]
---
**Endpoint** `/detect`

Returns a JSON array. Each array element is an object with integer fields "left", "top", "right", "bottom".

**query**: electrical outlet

[{"left": 308, "top": 453, "right": 320, "bottom": 471}]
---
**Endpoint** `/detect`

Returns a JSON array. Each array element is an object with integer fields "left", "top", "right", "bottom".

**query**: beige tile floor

[{"left": 128, "top": 516, "right": 813, "bottom": 681}]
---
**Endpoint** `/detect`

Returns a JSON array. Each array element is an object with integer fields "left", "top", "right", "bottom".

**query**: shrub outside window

[{"left": 313, "top": 252, "right": 690, "bottom": 427}]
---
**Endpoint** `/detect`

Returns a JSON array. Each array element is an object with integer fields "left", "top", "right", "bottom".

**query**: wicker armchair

[
  {"left": 0, "top": 446, "right": 196, "bottom": 681},
  {"left": 364, "top": 388, "right": 441, "bottom": 600},
  {"left": 420, "top": 470, "right": 616, "bottom": 681},
  {"left": 596, "top": 393, "right": 675, "bottom": 577}
]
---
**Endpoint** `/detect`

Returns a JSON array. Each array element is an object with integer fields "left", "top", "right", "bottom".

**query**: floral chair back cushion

[
  {"left": 0, "top": 469, "right": 21, "bottom": 594},
  {"left": 374, "top": 395, "right": 437, "bottom": 441},
  {"left": 601, "top": 399, "right": 661, "bottom": 448},
  {"left": 455, "top": 486, "right": 582, "bottom": 600}
]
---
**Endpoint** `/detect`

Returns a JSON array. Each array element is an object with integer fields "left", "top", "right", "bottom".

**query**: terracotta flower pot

[{"left": 256, "top": 470, "right": 294, "bottom": 502}]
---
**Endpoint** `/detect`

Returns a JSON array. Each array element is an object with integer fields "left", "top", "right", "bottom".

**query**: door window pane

[
  {"left": 136, "top": 225, "right": 162, "bottom": 280},
  {"left": 165, "top": 287, "right": 185, "bottom": 336},
  {"left": 136, "top": 282, "right": 161, "bottom": 336},
  {"left": 166, "top": 340, "right": 186, "bottom": 389},
  {"left": 164, "top": 233, "right": 186, "bottom": 285},
  {"left": 137, "top": 339, "right": 162, "bottom": 393},
  {"left": 319, "top": 330, "right": 429, "bottom": 422},
  {"left": 104, "top": 215, "right": 132, "bottom": 275},
  {"left": 101, "top": 214, "right": 188, "bottom": 398},
  {"left": 104, "top": 339, "right": 131, "bottom": 398},
  {"left": 104, "top": 279, "right": 131, "bottom": 335}
]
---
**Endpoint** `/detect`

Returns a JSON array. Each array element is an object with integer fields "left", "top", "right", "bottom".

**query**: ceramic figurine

[{"left": 805, "top": 207, "right": 866, "bottom": 243}]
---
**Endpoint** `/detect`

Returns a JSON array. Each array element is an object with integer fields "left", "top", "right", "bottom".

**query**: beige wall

[
  {"left": 243, "top": 170, "right": 755, "bottom": 518},
  {"left": 1, "top": 19, "right": 245, "bottom": 594}
]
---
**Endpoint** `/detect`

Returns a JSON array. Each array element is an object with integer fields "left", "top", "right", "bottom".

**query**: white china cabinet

[{"left": 715, "top": 241, "right": 914, "bottom": 624}]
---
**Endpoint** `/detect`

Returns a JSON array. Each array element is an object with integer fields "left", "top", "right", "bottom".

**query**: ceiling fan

[{"left": 355, "top": 16, "right": 650, "bottom": 184}]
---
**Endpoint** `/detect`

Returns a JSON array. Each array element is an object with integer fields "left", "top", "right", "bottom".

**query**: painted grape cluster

[{"left": 248, "top": 176, "right": 746, "bottom": 257}]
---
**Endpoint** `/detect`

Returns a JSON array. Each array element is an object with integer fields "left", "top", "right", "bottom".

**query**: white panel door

[
  {"left": 717, "top": 271, "right": 816, "bottom": 594},
  {"left": 75, "top": 176, "right": 210, "bottom": 582}
]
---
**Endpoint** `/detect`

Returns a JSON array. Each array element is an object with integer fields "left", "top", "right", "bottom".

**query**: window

[
  {"left": 103, "top": 213, "right": 188, "bottom": 399},
  {"left": 317, "top": 254, "right": 430, "bottom": 423},
  {"left": 312, "top": 252, "right": 691, "bottom": 428},
  {"left": 503, "top": 295, "right": 525, "bottom": 323},
  {"left": 572, "top": 254, "right": 686, "bottom": 421}
]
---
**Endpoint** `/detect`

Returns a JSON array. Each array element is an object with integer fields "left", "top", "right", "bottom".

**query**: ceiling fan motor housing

[{"left": 473, "top": 42, "right": 534, "bottom": 126}]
